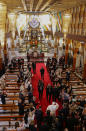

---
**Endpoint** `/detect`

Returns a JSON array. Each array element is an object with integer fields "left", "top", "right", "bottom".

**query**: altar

[{"left": 27, "top": 51, "right": 44, "bottom": 63}]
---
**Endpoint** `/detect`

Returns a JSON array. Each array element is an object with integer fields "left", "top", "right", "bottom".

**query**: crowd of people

[
  {"left": 0, "top": 54, "right": 86, "bottom": 131},
  {"left": 15, "top": 56, "right": 86, "bottom": 131},
  {"left": 46, "top": 57, "right": 86, "bottom": 131}
]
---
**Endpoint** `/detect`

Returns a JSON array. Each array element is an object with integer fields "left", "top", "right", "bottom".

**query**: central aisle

[{"left": 31, "top": 63, "right": 62, "bottom": 115}]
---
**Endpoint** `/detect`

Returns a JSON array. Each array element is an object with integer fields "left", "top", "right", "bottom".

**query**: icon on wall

[{"left": 29, "top": 17, "right": 40, "bottom": 28}]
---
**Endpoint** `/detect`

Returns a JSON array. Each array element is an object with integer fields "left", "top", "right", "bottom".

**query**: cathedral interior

[{"left": 0, "top": 0, "right": 86, "bottom": 130}]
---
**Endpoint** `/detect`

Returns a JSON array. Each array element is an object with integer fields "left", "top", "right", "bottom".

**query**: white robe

[{"left": 47, "top": 102, "right": 59, "bottom": 116}]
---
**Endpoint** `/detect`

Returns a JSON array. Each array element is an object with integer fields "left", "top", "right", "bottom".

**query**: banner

[{"left": 56, "top": 12, "right": 62, "bottom": 32}]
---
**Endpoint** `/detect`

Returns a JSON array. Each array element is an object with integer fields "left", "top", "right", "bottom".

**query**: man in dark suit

[
  {"left": 32, "top": 62, "right": 36, "bottom": 74},
  {"left": 28, "top": 91, "right": 33, "bottom": 103},
  {"left": 52, "top": 83, "right": 58, "bottom": 102},
  {"left": 48, "top": 85, "right": 52, "bottom": 103},
  {"left": 18, "top": 99, "right": 25, "bottom": 115},
  {"left": 44, "top": 110, "right": 53, "bottom": 130},
  {"left": 19, "top": 91, "right": 25, "bottom": 104},
  {"left": 66, "top": 69, "right": 70, "bottom": 83},
  {"left": 0, "top": 91, "right": 7, "bottom": 104},
  {"left": 27, "top": 52, "right": 30, "bottom": 62},
  {"left": 38, "top": 80, "right": 44, "bottom": 99},
  {"left": 46, "top": 84, "right": 52, "bottom": 102},
  {"left": 9, "top": 64, "right": 13, "bottom": 72},
  {"left": 40, "top": 67, "right": 45, "bottom": 80},
  {"left": 35, "top": 106, "right": 43, "bottom": 128},
  {"left": 46, "top": 84, "right": 49, "bottom": 100}
]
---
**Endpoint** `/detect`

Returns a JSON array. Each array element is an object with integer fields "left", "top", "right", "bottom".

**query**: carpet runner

[{"left": 31, "top": 63, "right": 62, "bottom": 115}]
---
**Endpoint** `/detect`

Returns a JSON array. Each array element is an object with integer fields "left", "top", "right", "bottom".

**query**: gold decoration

[
  {"left": 0, "top": 2, "right": 7, "bottom": 47},
  {"left": 62, "top": 13, "right": 72, "bottom": 34}
]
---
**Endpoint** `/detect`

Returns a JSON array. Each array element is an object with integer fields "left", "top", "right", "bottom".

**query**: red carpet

[{"left": 31, "top": 63, "right": 62, "bottom": 115}]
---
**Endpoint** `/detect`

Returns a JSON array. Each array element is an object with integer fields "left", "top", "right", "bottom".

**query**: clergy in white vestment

[{"left": 46, "top": 102, "right": 59, "bottom": 116}]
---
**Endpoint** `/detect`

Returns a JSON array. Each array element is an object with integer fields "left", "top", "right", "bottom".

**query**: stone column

[
  {"left": 11, "top": 36, "right": 15, "bottom": 50},
  {"left": 8, "top": 13, "right": 17, "bottom": 50},
  {"left": 0, "top": 2, "right": 7, "bottom": 48},
  {"left": 73, "top": 42, "right": 80, "bottom": 71},
  {"left": 65, "top": 39, "right": 71, "bottom": 65},
  {"left": 0, "top": 43, "right": 2, "bottom": 70},
  {"left": 0, "top": 2, "right": 7, "bottom": 70},
  {"left": 4, "top": 12, "right": 8, "bottom": 65},
  {"left": 54, "top": 44, "right": 57, "bottom": 58},
  {"left": 83, "top": 44, "right": 86, "bottom": 81},
  {"left": 4, "top": 36, "right": 7, "bottom": 65},
  {"left": 54, "top": 37, "right": 59, "bottom": 58}
]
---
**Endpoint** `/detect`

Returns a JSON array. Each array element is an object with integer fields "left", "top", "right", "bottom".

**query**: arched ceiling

[{"left": 0, "top": 0, "right": 86, "bottom": 14}]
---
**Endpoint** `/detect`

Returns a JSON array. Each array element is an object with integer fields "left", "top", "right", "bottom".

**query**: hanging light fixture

[{"left": 0, "top": 2, "right": 7, "bottom": 47}]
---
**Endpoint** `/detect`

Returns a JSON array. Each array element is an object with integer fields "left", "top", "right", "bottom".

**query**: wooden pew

[{"left": 0, "top": 115, "right": 24, "bottom": 121}]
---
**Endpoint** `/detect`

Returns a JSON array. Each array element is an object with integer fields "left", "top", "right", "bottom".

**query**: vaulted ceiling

[{"left": 0, "top": 0, "right": 86, "bottom": 14}]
